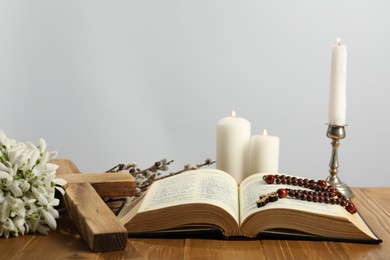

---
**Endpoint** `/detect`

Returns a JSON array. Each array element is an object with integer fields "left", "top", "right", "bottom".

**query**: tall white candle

[
  {"left": 216, "top": 111, "right": 251, "bottom": 183},
  {"left": 329, "top": 38, "right": 347, "bottom": 125},
  {"left": 249, "top": 129, "right": 279, "bottom": 174}
]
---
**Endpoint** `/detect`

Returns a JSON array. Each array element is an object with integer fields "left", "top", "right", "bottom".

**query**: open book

[{"left": 118, "top": 169, "right": 381, "bottom": 243}]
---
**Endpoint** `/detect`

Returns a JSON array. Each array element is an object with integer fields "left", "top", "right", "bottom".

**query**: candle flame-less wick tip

[
  {"left": 232, "top": 110, "right": 236, "bottom": 117},
  {"left": 263, "top": 129, "right": 268, "bottom": 135},
  {"left": 336, "top": 38, "right": 342, "bottom": 45}
]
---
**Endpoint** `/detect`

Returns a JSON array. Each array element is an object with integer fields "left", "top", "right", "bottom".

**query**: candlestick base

[
  {"left": 326, "top": 175, "right": 354, "bottom": 199},
  {"left": 326, "top": 125, "right": 354, "bottom": 199}
]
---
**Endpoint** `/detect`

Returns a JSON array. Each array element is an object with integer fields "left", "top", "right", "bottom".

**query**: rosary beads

[{"left": 256, "top": 174, "right": 357, "bottom": 214}]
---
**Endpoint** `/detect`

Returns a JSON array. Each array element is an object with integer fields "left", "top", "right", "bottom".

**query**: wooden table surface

[{"left": 1, "top": 160, "right": 389, "bottom": 260}]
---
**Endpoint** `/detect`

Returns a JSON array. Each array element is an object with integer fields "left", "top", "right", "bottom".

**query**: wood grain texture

[
  {"left": 337, "top": 188, "right": 388, "bottom": 259},
  {"left": 52, "top": 159, "right": 79, "bottom": 174},
  {"left": 184, "top": 239, "right": 265, "bottom": 259},
  {"left": 64, "top": 183, "right": 127, "bottom": 252},
  {"left": 61, "top": 172, "right": 136, "bottom": 197},
  {"left": 1, "top": 160, "right": 389, "bottom": 259},
  {"left": 53, "top": 159, "right": 128, "bottom": 252}
]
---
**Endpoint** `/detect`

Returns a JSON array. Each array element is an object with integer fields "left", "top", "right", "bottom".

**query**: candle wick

[
  {"left": 232, "top": 110, "right": 236, "bottom": 117},
  {"left": 263, "top": 129, "right": 268, "bottom": 135}
]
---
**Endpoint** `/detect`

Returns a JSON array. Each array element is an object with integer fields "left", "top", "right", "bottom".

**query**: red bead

[
  {"left": 346, "top": 203, "right": 357, "bottom": 214},
  {"left": 317, "top": 180, "right": 327, "bottom": 187},
  {"left": 263, "top": 175, "right": 275, "bottom": 184},
  {"left": 328, "top": 187, "right": 337, "bottom": 197},
  {"left": 277, "top": 188, "right": 288, "bottom": 198}
]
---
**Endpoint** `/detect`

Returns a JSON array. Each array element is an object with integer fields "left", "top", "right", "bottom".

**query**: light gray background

[{"left": 1, "top": 1, "right": 389, "bottom": 186}]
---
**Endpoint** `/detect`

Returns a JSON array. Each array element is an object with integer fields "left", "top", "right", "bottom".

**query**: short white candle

[
  {"left": 329, "top": 38, "right": 347, "bottom": 125},
  {"left": 249, "top": 129, "right": 280, "bottom": 174},
  {"left": 216, "top": 111, "right": 251, "bottom": 183}
]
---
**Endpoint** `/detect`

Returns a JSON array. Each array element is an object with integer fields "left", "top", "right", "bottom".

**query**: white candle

[
  {"left": 249, "top": 129, "right": 279, "bottom": 174},
  {"left": 216, "top": 111, "right": 251, "bottom": 183},
  {"left": 329, "top": 38, "right": 347, "bottom": 125}
]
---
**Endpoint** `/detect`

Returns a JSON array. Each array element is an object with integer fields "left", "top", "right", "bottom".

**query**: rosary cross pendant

[{"left": 256, "top": 191, "right": 279, "bottom": 208}]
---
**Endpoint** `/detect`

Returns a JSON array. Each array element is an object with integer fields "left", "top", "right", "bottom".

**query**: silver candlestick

[{"left": 326, "top": 124, "right": 354, "bottom": 198}]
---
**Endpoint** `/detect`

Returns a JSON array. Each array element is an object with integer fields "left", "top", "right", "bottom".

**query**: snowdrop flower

[{"left": 0, "top": 130, "right": 65, "bottom": 238}]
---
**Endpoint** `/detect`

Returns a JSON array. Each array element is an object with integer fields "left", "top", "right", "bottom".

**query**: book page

[
  {"left": 138, "top": 169, "right": 239, "bottom": 223},
  {"left": 239, "top": 173, "right": 346, "bottom": 225}
]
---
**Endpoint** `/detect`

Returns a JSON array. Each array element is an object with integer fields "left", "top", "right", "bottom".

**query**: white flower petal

[
  {"left": 53, "top": 178, "right": 67, "bottom": 186},
  {"left": 7, "top": 148, "right": 21, "bottom": 165},
  {"left": 4, "top": 218, "right": 15, "bottom": 232},
  {"left": 30, "top": 219, "right": 40, "bottom": 232},
  {"left": 0, "top": 171, "right": 10, "bottom": 179},
  {"left": 35, "top": 192, "right": 49, "bottom": 205},
  {"left": 5, "top": 195, "right": 17, "bottom": 204},
  {"left": 9, "top": 165, "right": 16, "bottom": 177},
  {"left": 48, "top": 151, "right": 58, "bottom": 160},
  {"left": 22, "top": 197, "right": 36, "bottom": 204},
  {"left": 24, "top": 223, "right": 29, "bottom": 234},
  {"left": 41, "top": 209, "right": 57, "bottom": 230},
  {"left": 10, "top": 182, "right": 23, "bottom": 197},
  {"left": 0, "top": 201, "right": 10, "bottom": 222},
  {"left": 47, "top": 207, "right": 59, "bottom": 219},
  {"left": 13, "top": 216, "right": 25, "bottom": 229},
  {"left": 38, "top": 138, "right": 47, "bottom": 153},
  {"left": 19, "top": 180, "right": 30, "bottom": 192},
  {"left": 39, "top": 152, "right": 49, "bottom": 165},
  {"left": 14, "top": 203, "right": 26, "bottom": 218},
  {"left": 18, "top": 224, "right": 26, "bottom": 235},
  {"left": 27, "top": 149, "right": 40, "bottom": 167},
  {"left": 0, "top": 163, "right": 9, "bottom": 172},
  {"left": 36, "top": 223, "right": 49, "bottom": 235},
  {"left": 3, "top": 230, "right": 10, "bottom": 239},
  {"left": 48, "top": 198, "right": 60, "bottom": 207},
  {"left": 0, "top": 129, "right": 6, "bottom": 142},
  {"left": 26, "top": 141, "right": 36, "bottom": 150},
  {"left": 54, "top": 186, "right": 65, "bottom": 196}
]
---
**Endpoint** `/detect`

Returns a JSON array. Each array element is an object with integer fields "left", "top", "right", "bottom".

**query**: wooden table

[{"left": 1, "top": 160, "right": 389, "bottom": 259}]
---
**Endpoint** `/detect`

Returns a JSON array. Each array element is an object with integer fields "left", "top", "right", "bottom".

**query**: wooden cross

[
  {"left": 256, "top": 192, "right": 279, "bottom": 208},
  {"left": 52, "top": 159, "right": 136, "bottom": 252}
]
